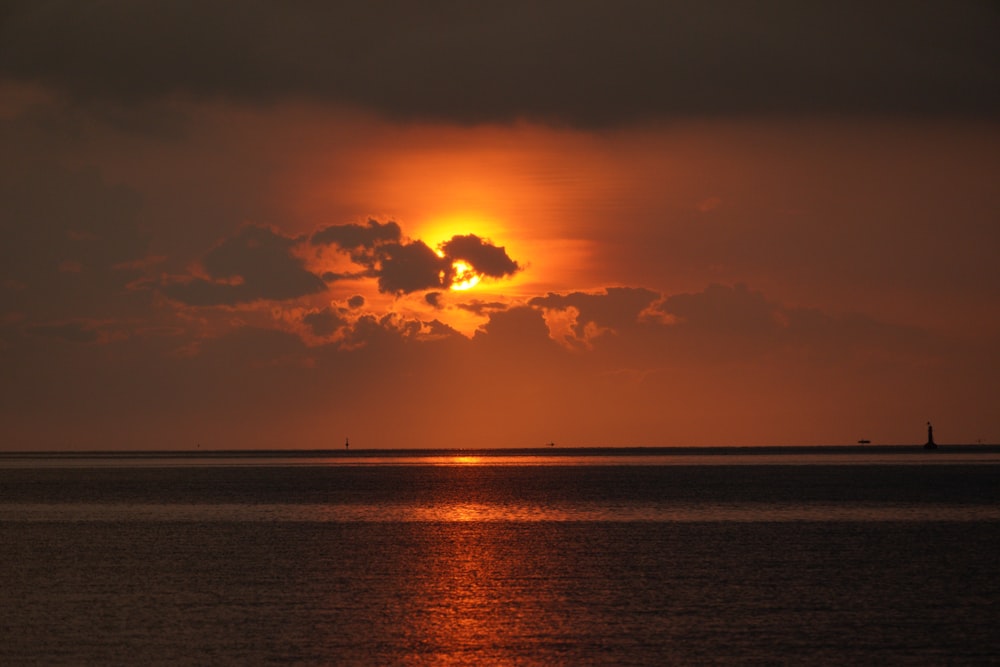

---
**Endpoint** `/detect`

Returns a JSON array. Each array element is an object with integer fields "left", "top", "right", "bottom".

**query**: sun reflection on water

[{"left": 403, "top": 522, "right": 549, "bottom": 663}]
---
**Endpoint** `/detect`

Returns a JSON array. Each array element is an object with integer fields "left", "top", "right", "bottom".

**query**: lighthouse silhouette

[{"left": 924, "top": 422, "right": 937, "bottom": 450}]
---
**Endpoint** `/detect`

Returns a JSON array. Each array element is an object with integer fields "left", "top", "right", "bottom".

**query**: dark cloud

[
  {"left": 476, "top": 305, "right": 549, "bottom": 341},
  {"left": 312, "top": 220, "right": 407, "bottom": 287},
  {"left": 302, "top": 307, "right": 346, "bottom": 337},
  {"left": 1, "top": 2, "right": 995, "bottom": 126},
  {"left": 311, "top": 219, "right": 401, "bottom": 250},
  {"left": 339, "top": 313, "right": 418, "bottom": 351},
  {"left": 26, "top": 321, "right": 99, "bottom": 344},
  {"left": 425, "top": 292, "right": 444, "bottom": 309},
  {"left": 425, "top": 292, "right": 510, "bottom": 313},
  {"left": 374, "top": 234, "right": 519, "bottom": 294},
  {"left": 530, "top": 287, "right": 661, "bottom": 337},
  {"left": 423, "top": 319, "right": 461, "bottom": 339},
  {"left": 376, "top": 241, "right": 448, "bottom": 295},
  {"left": 472, "top": 306, "right": 563, "bottom": 360},
  {"left": 161, "top": 225, "right": 326, "bottom": 306},
  {"left": 311, "top": 221, "right": 522, "bottom": 295},
  {"left": 457, "top": 301, "right": 510, "bottom": 316},
  {"left": 321, "top": 270, "right": 373, "bottom": 283},
  {"left": 346, "top": 295, "right": 365, "bottom": 309},
  {"left": 440, "top": 234, "right": 520, "bottom": 279}
]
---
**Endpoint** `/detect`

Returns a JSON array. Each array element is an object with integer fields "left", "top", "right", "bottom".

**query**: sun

[
  {"left": 450, "top": 260, "right": 481, "bottom": 291},
  {"left": 434, "top": 249, "right": 484, "bottom": 291}
]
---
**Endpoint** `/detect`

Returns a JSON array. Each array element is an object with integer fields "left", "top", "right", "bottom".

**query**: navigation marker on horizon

[{"left": 924, "top": 422, "right": 937, "bottom": 450}]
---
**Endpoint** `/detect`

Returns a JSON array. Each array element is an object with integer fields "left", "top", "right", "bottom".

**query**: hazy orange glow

[
  {"left": 422, "top": 214, "right": 509, "bottom": 250},
  {"left": 277, "top": 120, "right": 635, "bottom": 301},
  {"left": 5, "top": 90, "right": 997, "bottom": 449}
]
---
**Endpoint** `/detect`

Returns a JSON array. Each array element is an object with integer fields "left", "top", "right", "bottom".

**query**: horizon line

[{"left": 3, "top": 444, "right": 999, "bottom": 458}]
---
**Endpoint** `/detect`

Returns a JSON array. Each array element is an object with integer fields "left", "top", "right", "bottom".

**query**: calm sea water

[{"left": 1, "top": 450, "right": 998, "bottom": 665}]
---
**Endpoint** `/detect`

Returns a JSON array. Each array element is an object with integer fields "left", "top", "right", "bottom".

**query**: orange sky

[{"left": 1, "top": 4, "right": 998, "bottom": 449}]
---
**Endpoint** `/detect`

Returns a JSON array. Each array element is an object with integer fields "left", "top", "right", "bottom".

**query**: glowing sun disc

[{"left": 450, "top": 260, "right": 482, "bottom": 291}]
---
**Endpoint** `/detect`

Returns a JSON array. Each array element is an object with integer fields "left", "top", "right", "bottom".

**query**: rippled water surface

[{"left": 1, "top": 451, "right": 998, "bottom": 665}]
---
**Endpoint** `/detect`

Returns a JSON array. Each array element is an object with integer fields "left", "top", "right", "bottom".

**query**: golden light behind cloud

[{"left": 449, "top": 260, "right": 481, "bottom": 291}]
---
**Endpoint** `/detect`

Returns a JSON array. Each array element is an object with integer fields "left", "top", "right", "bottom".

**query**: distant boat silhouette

[
  {"left": 345, "top": 437, "right": 350, "bottom": 450},
  {"left": 924, "top": 422, "right": 937, "bottom": 450},
  {"left": 857, "top": 439, "right": 871, "bottom": 444}
]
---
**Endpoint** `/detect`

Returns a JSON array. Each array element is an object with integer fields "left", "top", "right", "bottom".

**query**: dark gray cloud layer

[{"left": 2, "top": 1, "right": 996, "bottom": 125}]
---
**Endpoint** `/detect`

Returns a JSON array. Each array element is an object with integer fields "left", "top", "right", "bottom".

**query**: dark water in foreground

[{"left": 1, "top": 450, "right": 998, "bottom": 665}]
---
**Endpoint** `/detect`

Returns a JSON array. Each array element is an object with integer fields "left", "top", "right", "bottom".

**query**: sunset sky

[{"left": 1, "top": 2, "right": 998, "bottom": 449}]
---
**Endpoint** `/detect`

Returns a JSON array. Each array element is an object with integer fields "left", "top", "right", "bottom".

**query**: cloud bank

[
  {"left": 2, "top": 1, "right": 996, "bottom": 125},
  {"left": 312, "top": 220, "right": 520, "bottom": 294}
]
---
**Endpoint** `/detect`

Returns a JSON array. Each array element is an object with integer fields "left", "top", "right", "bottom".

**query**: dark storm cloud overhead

[
  {"left": 1, "top": 1, "right": 997, "bottom": 125},
  {"left": 161, "top": 225, "right": 327, "bottom": 306},
  {"left": 439, "top": 235, "right": 520, "bottom": 278}
]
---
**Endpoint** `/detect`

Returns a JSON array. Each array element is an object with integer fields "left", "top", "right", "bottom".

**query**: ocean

[{"left": 1, "top": 448, "right": 998, "bottom": 665}]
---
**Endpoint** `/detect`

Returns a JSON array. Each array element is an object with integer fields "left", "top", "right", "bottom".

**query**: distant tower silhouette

[
  {"left": 345, "top": 437, "right": 350, "bottom": 450},
  {"left": 924, "top": 422, "right": 937, "bottom": 450}
]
